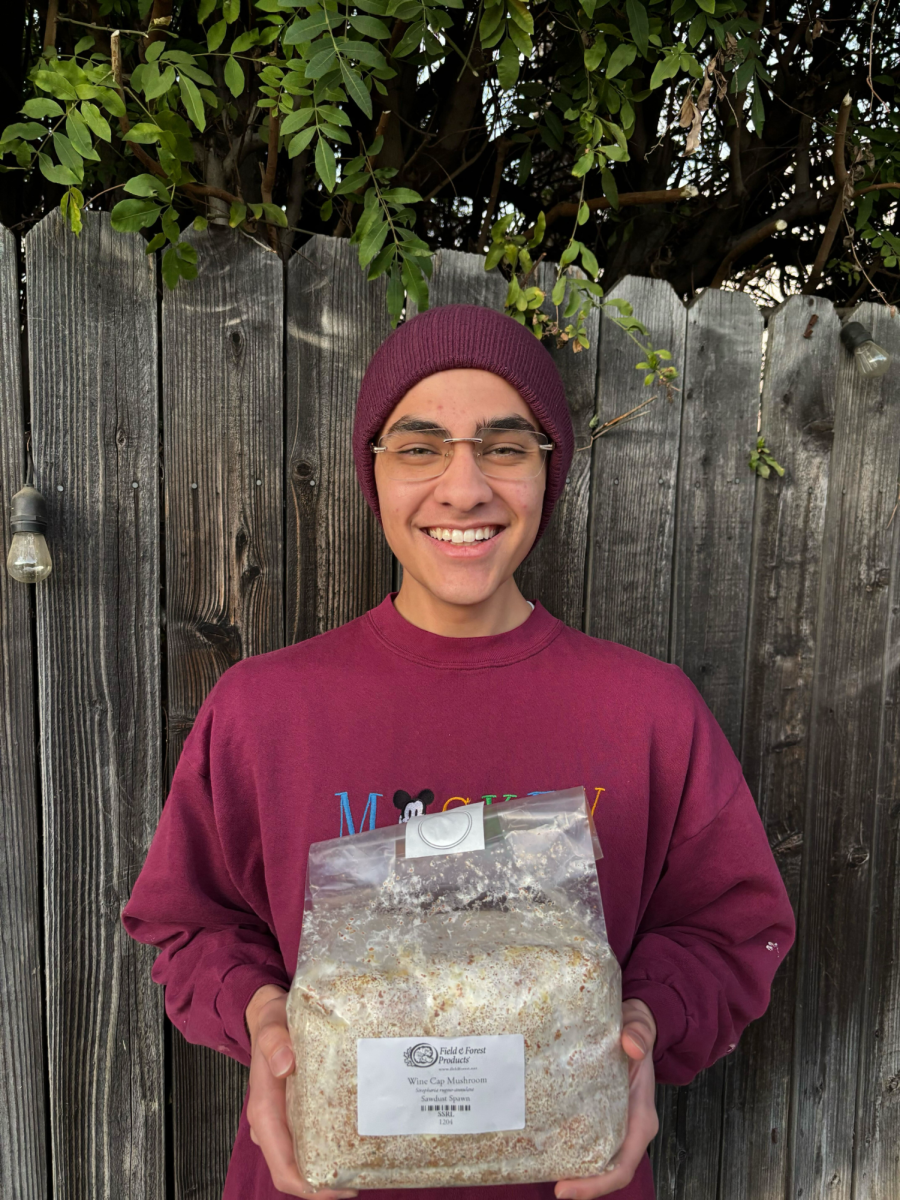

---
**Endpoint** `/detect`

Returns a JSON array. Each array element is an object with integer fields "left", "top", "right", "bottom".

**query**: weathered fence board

[
  {"left": 25, "top": 210, "right": 163, "bottom": 1200},
  {"left": 286, "top": 235, "right": 393, "bottom": 641},
  {"left": 586, "top": 276, "right": 688, "bottom": 658},
  {"left": 791, "top": 298, "right": 900, "bottom": 1200},
  {"left": 654, "top": 287, "right": 764, "bottom": 1200},
  {"left": 4, "top": 217, "right": 900, "bottom": 1200},
  {"left": 0, "top": 226, "right": 48, "bottom": 1200},
  {"left": 852, "top": 299, "right": 900, "bottom": 1200},
  {"left": 162, "top": 227, "right": 284, "bottom": 1200},
  {"left": 722, "top": 293, "right": 839, "bottom": 1200}
]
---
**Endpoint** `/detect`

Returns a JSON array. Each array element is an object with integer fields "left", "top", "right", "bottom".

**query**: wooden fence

[{"left": 1, "top": 208, "right": 898, "bottom": 1200}]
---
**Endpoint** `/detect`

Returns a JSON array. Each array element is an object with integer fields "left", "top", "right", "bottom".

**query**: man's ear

[{"left": 393, "top": 789, "right": 412, "bottom": 812}]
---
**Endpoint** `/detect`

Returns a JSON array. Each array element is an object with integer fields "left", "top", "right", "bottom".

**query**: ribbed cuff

[
  {"left": 621, "top": 977, "right": 688, "bottom": 1065},
  {"left": 217, "top": 962, "right": 291, "bottom": 1067}
]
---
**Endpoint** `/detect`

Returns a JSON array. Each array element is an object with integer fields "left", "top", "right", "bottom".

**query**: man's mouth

[{"left": 424, "top": 526, "right": 502, "bottom": 544}]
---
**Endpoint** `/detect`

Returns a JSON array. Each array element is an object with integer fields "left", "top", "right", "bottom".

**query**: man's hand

[
  {"left": 245, "top": 985, "right": 358, "bottom": 1200},
  {"left": 554, "top": 998, "right": 659, "bottom": 1199}
]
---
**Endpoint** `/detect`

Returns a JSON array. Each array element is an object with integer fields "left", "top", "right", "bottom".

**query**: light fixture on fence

[
  {"left": 6, "top": 451, "right": 52, "bottom": 583},
  {"left": 839, "top": 321, "right": 892, "bottom": 380}
]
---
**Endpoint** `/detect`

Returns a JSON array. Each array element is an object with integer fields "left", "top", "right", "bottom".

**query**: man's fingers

[
  {"left": 621, "top": 1023, "right": 650, "bottom": 1060},
  {"left": 255, "top": 1021, "right": 296, "bottom": 1078}
]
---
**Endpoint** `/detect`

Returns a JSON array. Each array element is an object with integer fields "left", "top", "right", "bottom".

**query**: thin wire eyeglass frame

[{"left": 371, "top": 429, "right": 555, "bottom": 483}]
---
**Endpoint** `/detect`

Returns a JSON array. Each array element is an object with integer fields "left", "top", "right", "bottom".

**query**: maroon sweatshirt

[{"left": 121, "top": 595, "right": 795, "bottom": 1200}]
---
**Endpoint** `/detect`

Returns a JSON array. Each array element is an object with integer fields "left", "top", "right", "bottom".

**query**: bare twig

[
  {"left": 532, "top": 187, "right": 698, "bottom": 237},
  {"left": 576, "top": 396, "right": 658, "bottom": 450},
  {"left": 260, "top": 111, "right": 281, "bottom": 251},
  {"left": 476, "top": 137, "right": 510, "bottom": 254},
  {"left": 803, "top": 94, "right": 853, "bottom": 295},
  {"left": 711, "top": 217, "right": 788, "bottom": 288},
  {"left": 43, "top": 0, "right": 59, "bottom": 51},
  {"left": 866, "top": 0, "right": 887, "bottom": 115}
]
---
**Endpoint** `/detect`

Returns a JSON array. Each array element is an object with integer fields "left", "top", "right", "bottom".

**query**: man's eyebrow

[
  {"left": 383, "top": 416, "right": 450, "bottom": 435},
  {"left": 479, "top": 415, "right": 541, "bottom": 433}
]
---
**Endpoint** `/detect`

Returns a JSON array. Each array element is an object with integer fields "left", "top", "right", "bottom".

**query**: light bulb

[
  {"left": 7, "top": 531, "right": 53, "bottom": 582},
  {"left": 852, "top": 339, "right": 891, "bottom": 379},
  {"left": 840, "top": 320, "right": 892, "bottom": 380}
]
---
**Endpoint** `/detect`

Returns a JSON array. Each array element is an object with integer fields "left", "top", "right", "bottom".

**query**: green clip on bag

[{"left": 285, "top": 787, "right": 629, "bottom": 1190}]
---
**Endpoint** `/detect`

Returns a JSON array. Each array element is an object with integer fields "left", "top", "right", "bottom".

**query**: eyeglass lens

[{"left": 375, "top": 428, "right": 550, "bottom": 481}]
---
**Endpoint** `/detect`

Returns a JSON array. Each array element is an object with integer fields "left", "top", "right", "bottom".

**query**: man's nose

[{"left": 431, "top": 444, "right": 493, "bottom": 508}]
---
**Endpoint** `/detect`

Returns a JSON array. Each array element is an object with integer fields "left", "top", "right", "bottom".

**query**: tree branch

[
  {"left": 476, "top": 137, "right": 509, "bottom": 253},
  {"left": 260, "top": 111, "right": 280, "bottom": 251},
  {"left": 539, "top": 187, "right": 698, "bottom": 234},
  {"left": 803, "top": 93, "right": 852, "bottom": 294},
  {"left": 710, "top": 218, "right": 787, "bottom": 288}
]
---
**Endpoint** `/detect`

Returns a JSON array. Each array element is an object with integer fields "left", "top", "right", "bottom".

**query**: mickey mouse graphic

[{"left": 393, "top": 789, "right": 436, "bottom": 824}]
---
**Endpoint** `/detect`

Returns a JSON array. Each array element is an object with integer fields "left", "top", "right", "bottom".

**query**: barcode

[{"left": 420, "top": 1104, "right": 471, "bottom": 1112}]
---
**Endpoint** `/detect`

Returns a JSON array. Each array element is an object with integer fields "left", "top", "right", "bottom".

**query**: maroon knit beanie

[{"left": 353, "top": 303, "right": 574, "bottom": 543}]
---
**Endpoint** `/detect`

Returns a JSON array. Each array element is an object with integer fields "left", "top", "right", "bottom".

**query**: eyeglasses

[{"left": 371, "top": 427, "right": 554, "bottom": 482}]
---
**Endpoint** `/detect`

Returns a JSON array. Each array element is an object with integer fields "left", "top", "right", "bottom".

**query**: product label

[
  {"left": 357, "top": 1034, "right": 525, "bottom": 1136},
  {"left": 405, "top": 801, "right": 485, "bottom": 859}
]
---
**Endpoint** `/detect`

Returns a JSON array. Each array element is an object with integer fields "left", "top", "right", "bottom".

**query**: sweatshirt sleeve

[
  {"left": 121, "top": 675, "right": 291, "bottom": 1069},
  {"left": 620, "top": 668, "right": 796, "bottom": 1087}
]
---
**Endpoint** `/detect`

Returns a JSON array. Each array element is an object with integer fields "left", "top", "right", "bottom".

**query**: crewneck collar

[{"left": 366, "top": 592, "right": 563, "bottom": 669}]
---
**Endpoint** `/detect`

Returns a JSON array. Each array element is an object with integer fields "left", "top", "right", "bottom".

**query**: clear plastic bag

[{"left": 285, "top": 787, "right": 629, "bottom": 1190}]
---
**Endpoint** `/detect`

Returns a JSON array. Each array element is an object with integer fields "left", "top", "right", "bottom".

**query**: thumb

[{"left": 256, "top": 1019, "right": 295, "bottom": 1079}]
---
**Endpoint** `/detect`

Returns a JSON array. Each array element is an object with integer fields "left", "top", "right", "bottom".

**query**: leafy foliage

[{"left": 1, "top": 0, "right": 896, "bottom": 361}]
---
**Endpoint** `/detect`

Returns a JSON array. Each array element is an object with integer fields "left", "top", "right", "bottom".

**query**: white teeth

[{"left": 426, "top": 527, "right": 500, "bottom": 542}]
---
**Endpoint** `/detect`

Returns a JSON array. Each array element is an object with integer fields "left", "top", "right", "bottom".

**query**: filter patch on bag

[{"left": 405, "top": 801, "right": 485, "bottom": 859}]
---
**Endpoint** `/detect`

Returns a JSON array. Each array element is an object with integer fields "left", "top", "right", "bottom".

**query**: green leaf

[
  {"left": 696, "top": 0, "right": 715, "bottom": 12},
  {"left": 37, "top": 153, "right": 80, "bottom": 186},
  {"left": 305, "top": 46, "right": 337, "bottom": 79},
  {"left": 551, "top": 277, "right": 566, "bottom": 305},
  {"left": 560, "top": 240, "right": 580, "bottom": 266},
  {"left": 231, "top": 30, "right": 260, "bottom": 53},
  {"left": 625, "top": 0, "right": 649, "bottom": 56},
  {"left": 315, "top": 135, "right": 337, "bottom": 191},
  {"left": 124, "top": 123, "right": 163, "bottom": 144},
  {"left": 393, "top": 20, "right": 425, "bottom": 57},
  {"left": 207, "top": 20, "right": 228, "bottom": 51},
  {"left": 180, "top": 74, "right": 206, "bottom": 130},
  {"left": 359, "top": 216, "right": 389, "bottom": 265},
  {"left": 750, "top": 82, "right": 765, "bottom": 131},
  {"left": 197, "top": 0, "right": 218, "bottom": 20},
  {"left": 74, "top": 35, "right": 97, "bottom": 55},
  {"left": 53, "top": 133, "right": 84, "bottom": 177},
  {"left": 193, "top": 215, "right": 209, "bottom": 231},
  {"left": 283, "top": 14, "right": 333, "bottom": 43},
  {"left": 288, "top": 125, "right": 317, "bottom": 156},
  {"left": 224, "top": 56, "right": 245, "bottom": 97},
  {"left": 496, "top": 37, "right": 520, "bottom": 91},
  {"left": 650, "top": 53, "right": 681, "bottom": 89},
  {"left": 577, "top": 200, "right": 589, "bottom": 225},
  {"left": 340, "top": 61, "right": 373, "bottom": 118},
  {"left": 349, "top": 13, "right": 390, "bottom": 37},
  {"left": 606, "top": 42, "right": 637, "bottom": 79},
  {"left": 145, "top": 64, "right": 176, "bottom": 101},
  {"left": 61, "top": 186, "right": 84, "bottom": 234},
  {"left": 145, "top": 40, "right": 166, "bottom": 63},
  {"left": 66, "top": 111, "right": 99, "bottom": 160},
  {"left": 31, "top": 70, "right": 79, "bottom": 100},
  {"left": 110, "top": 197, "right": 162, "bottom": 232},
  {"left": 688, "top": 14, "right": 707, "bottom": 46},
  {"left": 229, "top": 201, "right": 247, "bottom": 226},
  {"left": 95, "top": 87, "right": 126, "bottom": 117},
  {"left": 1, "top": 121, "right": 47, "bottom": 142},
  {"left": 571, "top": 149, "right": 594, "bottom": 177},
  {"left": 21, "top": 97, "right": 63, "bottom": 119},
  {"left": 80, "top": 101, "right": 111, "bottom": 141},
  {"left": 381, "top": 187, "right": 422, "bottom": 204},
  {"left": 601, "top": 167, "right": 619, "bottom": 209},
  {"left": 124, "top": 172, "right": 169, "bottom": 201},
  {"left": 581, "top": 246, "right": 599, "bottom": 278},
  {"left": 161, "top": 245, "right": 182, "bottom": 288},
  {"left": 223, "top": 0, "right": 241, "bottom": 23},
  {"left": 262, "top": 202, "right": 288, "bottom": 226},
  {"left": 280, "top": 106, "right": 314, "bottom": 136}
]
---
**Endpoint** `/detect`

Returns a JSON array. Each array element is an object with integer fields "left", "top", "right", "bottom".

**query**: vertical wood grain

[
  {"left": 26, "top": 209, "right": 163, "bottom": 1200},
  {"left": 162, "top": 227, "right": 284, "bottom": 1200},
  {"left": 722, "top": 294, "right": 839, "bottom": 1200},
  {"left": 585, "top": 276, "right": 688, "bottom": 656},
  {"left": 853, "top": 301, "right": 900, "bottom": 1199},
  {"left": 790, "top": 298, "right": 900, "bottom": 1200},
  {"left": 0, "top": 225, "right": 49, "bottom": 1200},
  {"left": 285, "top": 234, "right": 393, "bottom": 642},
  {"left": 660, "top": 287, "right": 763, "bottom": 1200}
]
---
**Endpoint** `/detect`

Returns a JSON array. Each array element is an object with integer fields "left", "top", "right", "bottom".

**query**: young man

[{"left": 122, "top": 304, "right": 795, "bottom": 1200}]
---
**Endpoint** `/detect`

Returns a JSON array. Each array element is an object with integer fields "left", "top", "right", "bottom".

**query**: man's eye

[
  {"left": 397, "top": 444, "right": 439, "bottom": 457},
  {"left": 485, "top": 444, "right": 527, "bottom": 457}
]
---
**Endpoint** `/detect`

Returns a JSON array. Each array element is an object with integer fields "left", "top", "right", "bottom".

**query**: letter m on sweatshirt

[{"left": 337, "top": 792, "right": 381, "bottom": 837}]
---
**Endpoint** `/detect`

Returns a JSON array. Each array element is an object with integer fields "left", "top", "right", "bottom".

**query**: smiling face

[{"left": 373, "top": 368, "right": 547, "bottom": 612}]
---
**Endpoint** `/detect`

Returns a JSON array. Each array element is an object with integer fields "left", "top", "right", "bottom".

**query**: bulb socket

[
  {"left": 10, "top": 484, "right": 49, "bottom": 534},
  {"left": 840, "top": 321, "right": 874, "bottom": 351}
]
